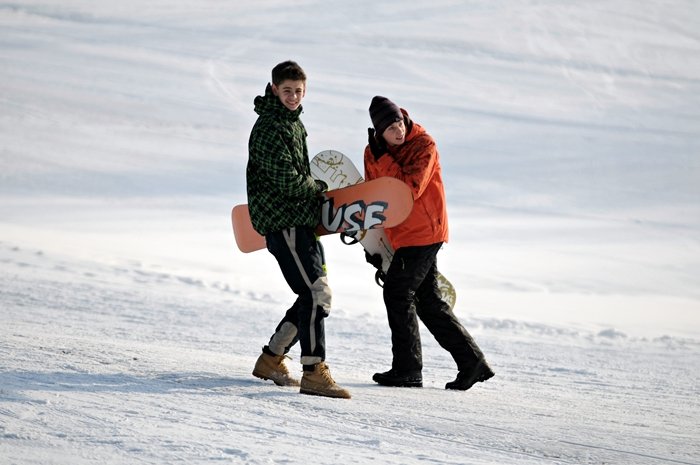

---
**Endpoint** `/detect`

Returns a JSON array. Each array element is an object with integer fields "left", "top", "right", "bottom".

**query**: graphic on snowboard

[
  {"left": 310, "top": 149, "right": 457, "bottom": 310},
  {"left": 231, "top": 176, "right": 413, "bottom": 253}
]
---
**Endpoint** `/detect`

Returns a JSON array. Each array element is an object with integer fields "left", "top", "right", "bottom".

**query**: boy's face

[
  {"left": 381, "top": 119, "right": 406, "bottom": 146},
  {"left": 272, "top": 79, "right": 306, "bottom": 111}
]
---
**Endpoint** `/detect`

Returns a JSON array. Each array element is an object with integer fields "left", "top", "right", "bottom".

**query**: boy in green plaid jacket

[{"left": 247, "top": 61, "right": 350, "bottom": 399}]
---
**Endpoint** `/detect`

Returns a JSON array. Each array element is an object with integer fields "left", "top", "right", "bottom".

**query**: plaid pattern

[{"left": 247, "top": 84, "right": 321, "bottom": 235}]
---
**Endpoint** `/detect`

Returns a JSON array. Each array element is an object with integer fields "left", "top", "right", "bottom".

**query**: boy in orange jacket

[{"left": 364, "top": 96, "right": 494, "bottom": 391}]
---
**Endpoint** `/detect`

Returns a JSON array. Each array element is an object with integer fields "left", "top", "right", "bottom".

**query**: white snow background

[{"left": 1, "top": 1, "right": 699, "bottom": 464}]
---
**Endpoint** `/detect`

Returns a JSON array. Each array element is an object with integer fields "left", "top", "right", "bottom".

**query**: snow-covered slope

[{"left": 1, "top": 1, "right": 699, "bottom": 464}]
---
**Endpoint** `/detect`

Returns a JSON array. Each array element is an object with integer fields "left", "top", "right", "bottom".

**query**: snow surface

[{"left": 1, "top": 1, "right": 699, "bottom": 464}]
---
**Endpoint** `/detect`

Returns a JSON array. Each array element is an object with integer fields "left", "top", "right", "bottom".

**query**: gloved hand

[
  {"left": 365, "top": 250, "right": 383, "bottom": 270},
  {"left": 367, "top": 128, "right": 387, "bottom": 161},
  {"left": 315, "top": 179, "right": 328, "bottom": 193}
]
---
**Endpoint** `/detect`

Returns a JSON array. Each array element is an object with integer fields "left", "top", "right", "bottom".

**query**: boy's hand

[
  {"left": 367, "top": 128, "right": 387, "bottom": 161},
  {"left": 315, "top": 179, "right": 328, "bottom": 193}
]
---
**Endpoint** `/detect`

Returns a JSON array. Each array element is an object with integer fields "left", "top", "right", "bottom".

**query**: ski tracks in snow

[{"left": 1, "top": 242, "right": 699, "bottom": 464}]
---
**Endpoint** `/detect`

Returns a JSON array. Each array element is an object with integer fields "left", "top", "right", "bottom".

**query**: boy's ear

[{"left": 271, "top": 83, "right": 279, "bottom": 96}]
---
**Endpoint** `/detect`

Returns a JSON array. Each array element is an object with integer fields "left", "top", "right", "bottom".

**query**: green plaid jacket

[{"left": 246, "top": 84, "right": 322, "bottom": 235}]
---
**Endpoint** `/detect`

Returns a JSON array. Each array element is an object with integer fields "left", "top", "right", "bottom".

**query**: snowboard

[
  {"left": 231, "top": 176, "right": 413, "bottom": 253},
  {"left": 310, "top": 149, "right": 457, "bottom": 310}
]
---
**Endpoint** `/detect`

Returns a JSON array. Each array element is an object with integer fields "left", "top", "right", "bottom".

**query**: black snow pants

[
  {"left": 383, "top": 242, "right": 484, "bottom": 373},
  {"left": 264, "top": 226, "right": 331, "bottom": 366}
]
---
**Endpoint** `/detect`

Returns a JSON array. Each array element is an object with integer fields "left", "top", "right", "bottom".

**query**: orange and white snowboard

[{"left": 231, "top": 176, "right": 413, "bottom": 254}]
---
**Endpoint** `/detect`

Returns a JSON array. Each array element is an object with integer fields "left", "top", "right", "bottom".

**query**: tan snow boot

[
  {"left": 252, "top": 352, "right": 300, "bottom": 387},
  {"left": 300, "top": 362, "right": 351, "bottom": 399}
]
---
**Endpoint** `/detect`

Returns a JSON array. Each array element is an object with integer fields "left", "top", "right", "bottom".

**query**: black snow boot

[
  {"left": 445, "top": 359, "right": 495, "bottom": 391},
  {"left": 372, "top": 369, "right": 423, "bottom": 388}
]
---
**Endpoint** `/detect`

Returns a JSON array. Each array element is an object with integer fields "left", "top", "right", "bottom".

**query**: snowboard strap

[
  {"left": 375, "top": 269, "right": 386, "bottom": 288},
  {"left": 340, "top": 231, "right": 360, "bottom": 245}
]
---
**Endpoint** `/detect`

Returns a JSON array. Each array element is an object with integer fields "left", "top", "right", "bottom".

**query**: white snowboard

[{"left": 310, "top": 149, "right": 457, "bottom": 310}]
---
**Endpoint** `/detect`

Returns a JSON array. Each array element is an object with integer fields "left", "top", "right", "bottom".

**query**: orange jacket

[{"left": 364, "top": 111, "right": 448, "bottom": 249}]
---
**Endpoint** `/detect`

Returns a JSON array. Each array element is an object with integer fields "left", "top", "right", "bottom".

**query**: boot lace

[
  {"left": 275, "top": 354, "right": 293, "bottom": 375},
  {"left": 318, "top": 363, "right": 336, "bottom": 384}
]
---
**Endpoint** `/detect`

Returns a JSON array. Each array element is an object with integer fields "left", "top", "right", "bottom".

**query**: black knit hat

[{"left": 369, "top": 96, "right": 403, "bottom": 136}]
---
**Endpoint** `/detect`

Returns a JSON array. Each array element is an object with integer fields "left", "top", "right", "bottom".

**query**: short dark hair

[{"left": 271, "top": 60, "right": 306, "bottom": 86}]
